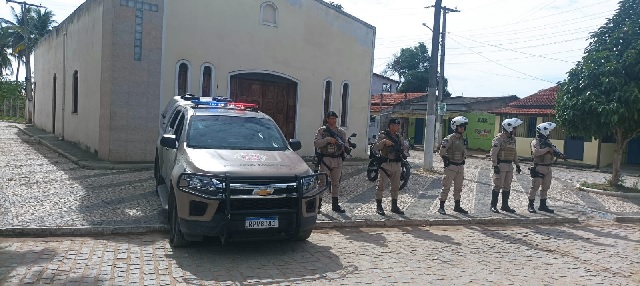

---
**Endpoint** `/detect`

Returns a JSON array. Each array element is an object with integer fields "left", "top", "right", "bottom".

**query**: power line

[{"left": 446, "top": 35, "right": 555, "bottom": 84}]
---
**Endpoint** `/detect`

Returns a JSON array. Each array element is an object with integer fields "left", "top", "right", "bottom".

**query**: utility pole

[
  {"left": 423, "top": 0, "right": 442, "bottom": 170},
  {"left": 6, "top": 0, "right": 45, "bottom": 124},
  {"left": 435, "top": 6, "right": 460, "bottom": 148}
]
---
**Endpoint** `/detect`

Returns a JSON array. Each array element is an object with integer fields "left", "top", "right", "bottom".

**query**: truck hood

[{"left": 184, "top": 148, "right": 312, "bottom": 177}]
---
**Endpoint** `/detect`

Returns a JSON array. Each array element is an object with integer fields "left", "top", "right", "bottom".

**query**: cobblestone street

[{"left": 1, "top": 223, "right": 638, "bottom": 285}]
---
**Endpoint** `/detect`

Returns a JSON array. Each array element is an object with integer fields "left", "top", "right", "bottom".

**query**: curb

[
  {"left": 16, "top": 126, "right": 153, "bottom": 170},
  {"left": 315, "top": 216, "right": 580, "bottom": 228},
  {"left": 613, "top": 216, "right": 640, "bottom": 223},
  {"left": 0, "top": 225, "right": 168, "bottom": 237},
  {"left": 577, "top": 185, "right": 640, "bottom": 199}
]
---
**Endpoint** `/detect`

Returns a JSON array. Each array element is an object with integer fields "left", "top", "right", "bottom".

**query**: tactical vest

[
  {"left": 319, "top": 127, "right": 343, "bottom": 155},
  {"left": 532, "top": 139, "right": 554, "bottom": 164},
  {"left": 380, "top": 131, "right": 403, "bottom": 159},
  {"left": 446, "top": 134, "right": 466, "bottom": 162},
  {"left": 498, "top": 135, "right": 518, "bottom": 161}
]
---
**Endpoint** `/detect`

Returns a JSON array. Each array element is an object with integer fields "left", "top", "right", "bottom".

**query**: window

[
  {"left": 173, "top": 114, "right": 186, "bottom": 142},
  {"left": 175, "top": 60, "right": 191, "bottom": 96},
  {"left": 72, "top": 70, "right": 78, "bottom": 114},
  {"left": 323, "top": 79, "right": 332, "bottom": 117},
  {"left": 340, "top": 82, "right": 350, "bottom": 127},
  {"left": 200, "top": 64, "right": 214, "bottom": 97},
  {"left": 168, "top": 109, "right": 182, "bottom": 131},
  {"left": 382, "top": 83, "right": 391, "bottom": 92},
  {"left": 261, "top": 2, "right": 278, "bottom": 26},
  {"left": 510, "top": 116, "right": 535, "bottom": 138},
  {"left": 187, "top": 115, "right": 288, "bottom": 151}
]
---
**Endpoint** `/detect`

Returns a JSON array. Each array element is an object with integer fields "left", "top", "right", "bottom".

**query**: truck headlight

[
  {"left": 182, "top": 174, "right": 224, "bottom": 196},
  {"left": 302, "top": 176, "right": 317, "bottom": 194}
]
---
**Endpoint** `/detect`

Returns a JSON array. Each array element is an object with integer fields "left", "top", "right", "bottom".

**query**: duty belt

[
  {"left": 320, "top": 153, "right": 343, "bottom": 158},
  {"left": 534, "top": 163, "right": 551, "bottom": 166},
  {"left": 498, "top": 160, "right": 513, "bottom": 164},
  {"left": 380, "top": 157, "right": 403, "bottom": 163},
  {"left": 449, "top": 160, "right": 465, "bottom": 166}
]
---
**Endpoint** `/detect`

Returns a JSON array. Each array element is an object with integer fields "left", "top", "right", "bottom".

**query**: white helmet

[
  {"left": 451, "top": 116, "right": 469, "bottom": 130},
  {"left": 502, "top": 118, "right": 523, "bottom": 132},
  {"left": 536, "top": 122, "right": 556, "bottom": 136}
]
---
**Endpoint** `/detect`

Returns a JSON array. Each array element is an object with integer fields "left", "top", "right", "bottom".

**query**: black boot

[
  {"left": 500, "top": 191, "right": 516, "bottom": 213},
  {"left": 332, "top": 197, "right": 345, "bottom": 213},
  {"left": 376, "top": 199, "right": 385, "bottom": 216},
  {"left": 490, "top": 190, "right": 500, "bottom": 213},
  {"left": 453, "top": 200, "right": 469, "bottom": 214},
  {"left": 437, "top": 200, "right": 446, "bottom": 215},
  {"left": 391, "top": 199, "right": 404, "bottom": 215},
  {"left": 538, "top": 198, "right": 555, "bottom": 213},
  {"left": 528, "top": 199, "right": 537, "bottom": 213}
]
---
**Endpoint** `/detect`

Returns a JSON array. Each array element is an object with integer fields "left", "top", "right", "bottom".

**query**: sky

[{"left": 1, "top": 0, "right": 620, "bottom": 98}]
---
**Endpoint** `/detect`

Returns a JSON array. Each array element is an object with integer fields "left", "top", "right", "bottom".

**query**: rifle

[
  {"left": 540, "top": 139, "right": 567, "bottom": 161},
  {"left": 324, "top": 127, "right": 357, "bottom": 158},
  {"left": 383, "top": 131, "right": 408, "bottom": 160}
]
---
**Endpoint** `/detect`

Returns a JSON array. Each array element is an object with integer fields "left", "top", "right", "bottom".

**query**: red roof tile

[
  {"left": 491, "top": 107, "right": 555, "bottom": 115},
  {"left": 370, "top": 93, "right": 426, "bottom": 112},
  {"left": 507, "top": 86, "right": 559, "bottom": 107}
]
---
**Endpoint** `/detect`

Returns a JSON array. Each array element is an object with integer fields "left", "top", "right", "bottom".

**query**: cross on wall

[{"left": 120, "top": 0, "right": 159, "bottom": 61}]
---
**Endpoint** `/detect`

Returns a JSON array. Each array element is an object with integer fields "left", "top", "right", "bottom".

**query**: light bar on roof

[{"left": 191, "top": 99, "right": 258, "bottom": 110}]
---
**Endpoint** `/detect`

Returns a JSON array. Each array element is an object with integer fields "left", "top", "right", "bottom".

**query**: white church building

[{"left": 33, "top": 0, "right": 375, "bottom": 161}]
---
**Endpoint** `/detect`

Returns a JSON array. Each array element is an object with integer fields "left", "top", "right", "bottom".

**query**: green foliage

[
  {"left": 326, "top": 1, "right": 343, "bottom": 10},
  {"left": 556, "top": 0, "right": 640, "bottom": 141},
  {"left": 0, "top": 77, "right": 24, "bottom": 100},
  {"left": 384, "top": 42, "right": 451, "bottom": 95}
]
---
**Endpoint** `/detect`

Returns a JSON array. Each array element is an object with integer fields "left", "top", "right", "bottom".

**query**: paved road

[
  {"left": 2, "top": 122, "right": 639, "bottom": 229},
  {"left": 1, "top": 222, "right": 638, "bottom": 285}
]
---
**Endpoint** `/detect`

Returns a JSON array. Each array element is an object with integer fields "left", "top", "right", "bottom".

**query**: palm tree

[
  {"left": 0, "top": 25, "right": 14, "bottom": 76},
  {"left": 1, "top": 6, "right": 56, "bottom": 121}
]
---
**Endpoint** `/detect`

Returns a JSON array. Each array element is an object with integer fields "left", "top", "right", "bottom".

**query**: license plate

[{"left": 245, "top": 217, "right": 278, "bottom": 229}]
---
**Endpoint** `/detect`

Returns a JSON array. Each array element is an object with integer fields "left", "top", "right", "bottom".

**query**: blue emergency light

[{"left": 191, "top": 99, "right": 258, "bottom": 110}]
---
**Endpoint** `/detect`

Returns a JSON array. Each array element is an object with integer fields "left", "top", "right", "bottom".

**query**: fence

[{"left": 1, "top": 97, "right": 25, "bottom": 119}]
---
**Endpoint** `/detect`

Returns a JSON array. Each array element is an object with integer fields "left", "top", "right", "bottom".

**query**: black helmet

[{"left": 326, "top": 111, "right": 339, "bottom": 118}]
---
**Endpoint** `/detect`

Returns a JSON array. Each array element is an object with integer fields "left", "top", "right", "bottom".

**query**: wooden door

[{"left": 230, "top": 78, "right": 297, "bottom": 139}]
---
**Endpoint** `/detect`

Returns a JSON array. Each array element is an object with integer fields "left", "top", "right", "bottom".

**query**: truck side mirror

[{"left": 289, "top": 139, "right": 302, "bottom": 151}]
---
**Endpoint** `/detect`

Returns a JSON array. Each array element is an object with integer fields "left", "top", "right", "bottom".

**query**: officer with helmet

[
  {"left": 529, "top": 122, "right": 558, "bottom": 213},
  {"left": 314, "top": 111, "right": 348, "bottom": 213},
  {"left": 490, "top": 118, "right": 523, "bottom": 213},
  {"left": 438, "top": 116, "right": 469, "bottom": 215}
]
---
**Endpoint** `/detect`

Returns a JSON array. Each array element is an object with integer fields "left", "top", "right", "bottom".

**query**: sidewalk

[{"left": 2, "top": 121, "right": 639, "bottom": 237}]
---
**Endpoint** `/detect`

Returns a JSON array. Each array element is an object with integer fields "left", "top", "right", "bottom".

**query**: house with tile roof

[
  {"left": 369, "top": 93, "right": 518, "bottom": 151},
  {"left": 488, "top": 86, "right": 640, "bottom": 167}
]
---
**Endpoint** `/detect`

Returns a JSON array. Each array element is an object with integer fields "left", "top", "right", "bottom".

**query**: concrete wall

[
  {"left": 34, "top": 0, "right": 104, "bottom": 153},
  {"left": 159, "top": 0, "right": 375, "bottom": 158},
  {"left": 102, "top": 0, "right": 163, "bottom": 161}
]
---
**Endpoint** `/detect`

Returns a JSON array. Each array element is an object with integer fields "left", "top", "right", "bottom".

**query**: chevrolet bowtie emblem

[{"left": 253, "top": 189, "right": 273, "bottom": 196}]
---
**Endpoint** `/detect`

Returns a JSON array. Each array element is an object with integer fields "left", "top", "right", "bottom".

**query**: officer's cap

[
  {"left": 326, "top": 111, "right": 339, "bottom": 118},
  {"left": 388, "top": 118, "right": 401, "bottom": 126}
]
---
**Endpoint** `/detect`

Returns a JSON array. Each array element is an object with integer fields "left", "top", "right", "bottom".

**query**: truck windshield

[{"left": 187, "top": 115, "right": 289, "bottom": 151}]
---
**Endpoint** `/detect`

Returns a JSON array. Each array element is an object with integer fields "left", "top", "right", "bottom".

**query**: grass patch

[
  {"left": 0, "top": 116, "right": 25, "bottom": 123},
  {"left": 581, "top": 182, "right": 640, "bottom": 194}
]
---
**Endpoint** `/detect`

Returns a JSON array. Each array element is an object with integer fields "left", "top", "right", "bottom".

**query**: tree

[
  {"left": 1, "top": 6, "right": 56, "bottom": 121},
  {"left": 0, "top": 25, "right": 14, "bottom": 76},
  {"left": 383, "top": 42, "right": 451, "bottom": 95},
  {"left": 555, "top": 0, "right": 640, "bottom": 186}
]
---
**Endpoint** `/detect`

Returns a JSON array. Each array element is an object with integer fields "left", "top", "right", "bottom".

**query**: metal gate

[
  {"left": 414, "top": 118, "right": 425, "bottom": 145},
  {"left": 627, "top": 136, "right": 640, "bottom": 165},
  {"left": 564, "top": 136, "right": 585, "bottom": 161}
]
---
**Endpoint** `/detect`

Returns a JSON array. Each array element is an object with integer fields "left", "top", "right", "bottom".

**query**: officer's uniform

[
  {"left": 439, "top": 133, "right": 466, "bottom": 201},
  {"left": 489, "top": 132, "right": 519, "bottom": 213},
  {"left": 314, "top": 126, "right": 347, "bottom": 199},
  {"left": 529, "top": 138, "right": 553, "bottom": 202},
  {"left": 373, "top": 131, "right": 406, "bottom": 201}
]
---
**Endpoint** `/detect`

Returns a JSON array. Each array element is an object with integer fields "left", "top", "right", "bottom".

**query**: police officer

[
  {"left": 490, "top": 118, "right": 524, "bottom": 213},
  {"left": 438, "top": 116, "right": 469, "bottom": 215},
  {"left": 314, "top": 111, "right": 347, "bottom": 213},
  {"left": 529, "top": 122, "right": 557, "bottom": 213},
  {"left": 373, "top": 118, "right": 407, "bottom": 216}
]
